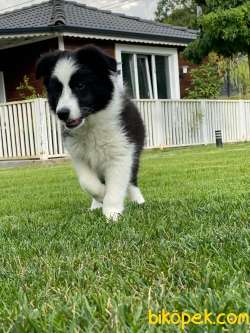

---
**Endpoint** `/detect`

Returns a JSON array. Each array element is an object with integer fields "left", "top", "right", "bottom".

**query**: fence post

[
  {"left": 34, "top": 98, "right": 49, "bottom": 160},
  {"left": 201, "top": 100, "right": 208, "bottom": 145},
  {"left": 245, "top": 101, "right": 250, "bottom": 142},
  {"left": 239, "top": 100, "right": 247, "bottom": 141}
]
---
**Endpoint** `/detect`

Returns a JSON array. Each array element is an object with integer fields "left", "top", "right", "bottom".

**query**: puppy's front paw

[
  {"left": 93, "top": 185, "right": 105, "bottom": 204},
  {"left": 102, "top": 207, "right": 123, "bottom": 222},
  {"left": 90, "top": 198, "right": 103, "bottom": 210}
]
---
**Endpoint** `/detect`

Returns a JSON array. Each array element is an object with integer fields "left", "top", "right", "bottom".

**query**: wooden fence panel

[
  {"left": 136, "top": 100, "right": 204, "bottom": 147},
  {"left": 204, "top": 100, "right": 243, "bottom": 144},
  {"left": 135, "top": 99, "right": 249, "bottom": 148},
  {"left": 0, "top": 100, "right": 37, "bottom": 159},
  {"left": 44, "top": 100, "right": 66, "bottom": 157}
]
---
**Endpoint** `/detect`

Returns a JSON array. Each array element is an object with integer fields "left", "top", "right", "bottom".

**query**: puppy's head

[{"left": 36, "top": 45, "right": 117, "bottom": 129}]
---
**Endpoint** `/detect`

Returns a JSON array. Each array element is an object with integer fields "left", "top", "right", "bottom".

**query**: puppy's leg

[
  {"left": 73, "top": 160, "right": 105, "bottom": 203},
  {"left": 90, "top": 198, "right": 103, "bottom": 210},
  {"left": 127, "top": 184, "right": 145, "bottom": 204},
  {"left": 128, "top": 153, "right": 144, "bottom": 204},
  {"left": 102, "top": 157, "right": 132, "bottom": 222}
]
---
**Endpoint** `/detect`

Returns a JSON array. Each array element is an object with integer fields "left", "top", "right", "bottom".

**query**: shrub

[
  {"left": 16, "top": 75, "right": 45, "bottom": 100},
  {"left": 186, "top": 63, "right": 223, "bottom": 99}
]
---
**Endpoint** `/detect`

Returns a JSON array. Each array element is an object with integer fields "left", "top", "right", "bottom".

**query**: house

[{"left": 0, "top": 0, "right": 197, "bottom": 103}]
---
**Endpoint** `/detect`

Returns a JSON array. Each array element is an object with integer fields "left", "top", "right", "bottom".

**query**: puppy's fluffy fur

[{"left": 36, "top": 45, "right": 145, "bottom": 221}]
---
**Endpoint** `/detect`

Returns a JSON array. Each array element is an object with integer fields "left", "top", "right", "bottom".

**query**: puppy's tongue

[{"left": 66, "top": 118, "right": 82, "bottom": 128}]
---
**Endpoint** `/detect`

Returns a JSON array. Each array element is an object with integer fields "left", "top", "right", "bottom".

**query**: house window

[
  {"left": 121, "top": 52, "right": 167, "bottom": 99},
  {"left": 155, "top": 55, "right": 170, "bottom": 99},
  {"left": 137, "top": 55, "right": 153, "bottom": 99},
  {"left": 121, "top": 53, "right": 136, "bottom": 98},
  {"left": 117, "top": 44, "right": 180, "bottom": 99}
]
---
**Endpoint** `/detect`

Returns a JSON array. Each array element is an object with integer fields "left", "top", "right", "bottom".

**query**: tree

[
  {"left": 155, "top": 0, "right": 250, "bottom": 96},
  {"left": 155, "top": 0, "right": 198, "bottom": 28},
  {"left": 183, "top": 1, "right": 250, "bottom": 76},
  {"left": 161, "top": 7, "right": 197, "bottom": 28},
  {"left": 196, "top": 0, "right": 247, "bottom": 13},
  {"left": 155, "top": 0, "right": 185, "bottom": 21}
]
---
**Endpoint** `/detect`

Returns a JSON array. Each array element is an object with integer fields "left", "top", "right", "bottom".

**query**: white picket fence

[
  {"left": 0, "top": 98, "right": 250, "bottom": 160},
  {"left": 136, "top": 99, "right": 250, "bottom": 148},
  {"left": 0, "top": 99, "right": 66, "bottom": 160}
]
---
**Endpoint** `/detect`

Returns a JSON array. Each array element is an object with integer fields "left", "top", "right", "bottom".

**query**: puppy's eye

[{"left": 76, "top": 82, "right": 86, "bottom": 90}]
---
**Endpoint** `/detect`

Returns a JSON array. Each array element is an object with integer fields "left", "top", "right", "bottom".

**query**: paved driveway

[{"left": 0, "top": 158, "right": 69, "bottom": 168}]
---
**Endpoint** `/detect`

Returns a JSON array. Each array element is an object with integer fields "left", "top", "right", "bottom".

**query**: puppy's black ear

[
  {"left": 75, "top": 45, "right": 117, "bottom": 74},
  {"left": 36, "top": 51, "right": 62, "bottom": 80}
]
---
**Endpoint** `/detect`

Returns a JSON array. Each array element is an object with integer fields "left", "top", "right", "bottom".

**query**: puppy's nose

[{"left": 57, "top": 108, "right": 70, "bottom": 121}]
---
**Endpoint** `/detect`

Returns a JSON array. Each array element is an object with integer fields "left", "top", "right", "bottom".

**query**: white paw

[
  {"left": 102, "top": 207, "right": 123, "bottom": 222},
  {"left": 135, "top": 196, "right": 145, "bottom": 205},
  {"left": 127, "top": 185, "right": 145, "bottom": 204},
  {"left": 90, "top": 199, "right": 103, "bottom": 210}
]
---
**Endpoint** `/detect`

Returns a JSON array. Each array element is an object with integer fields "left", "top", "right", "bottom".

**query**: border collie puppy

[{"left": 36, "top": 45, "right": 145, "bottom": 221}]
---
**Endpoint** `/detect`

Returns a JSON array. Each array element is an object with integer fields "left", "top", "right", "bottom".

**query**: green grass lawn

[{"left": 1, "top": 143, "right": 250, "bottom": 333}]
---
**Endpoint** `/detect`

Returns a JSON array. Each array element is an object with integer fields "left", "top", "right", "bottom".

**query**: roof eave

[
  {"left": 0, "top": 25, "right": 196, "bottom": 45},
  {"left": 62, "top": 26, "right": 197, "bottom": 44}
]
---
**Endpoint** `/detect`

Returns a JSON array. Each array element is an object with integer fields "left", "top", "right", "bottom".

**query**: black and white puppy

[{"left": 36, "top": 45, "right": 145, "bottom": 221}]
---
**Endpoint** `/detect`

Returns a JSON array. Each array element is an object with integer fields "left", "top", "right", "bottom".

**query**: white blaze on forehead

[
  {"left": 52, "top": 57, "right": 81, "bottom": 121},
  {"left": 52, "top": 57, "right": 78, "bottom": 84}
]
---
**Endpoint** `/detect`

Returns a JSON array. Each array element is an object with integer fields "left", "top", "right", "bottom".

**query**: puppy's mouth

[
  {"left": 64, "top": 108, "right": 93, "bottom": 129},
  {"left": 65, "top": 117, "right": 85, "bottom": 129}
]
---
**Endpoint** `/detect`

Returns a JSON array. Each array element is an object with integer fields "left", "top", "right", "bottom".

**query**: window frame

[
  {"left": 115, "top": 44, "right": 180, "bottom": 100},
  {"left": 0, "top": 71, "right": 6, "bottom": 103},
  {"left": 137, "top": 54, "right": 153, "bottom": 99}
]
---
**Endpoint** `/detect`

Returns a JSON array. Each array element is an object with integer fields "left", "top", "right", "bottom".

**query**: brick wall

[
  {"left": 178, "top": 51, "right": 198, "bottom": 98},
  {"left": 64, "top": 37, "right": 115, "bottom": 57}
]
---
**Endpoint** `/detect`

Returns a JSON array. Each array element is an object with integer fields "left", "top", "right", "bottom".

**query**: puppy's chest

[{"left": 65, "top": 122, "right": 128, "bottom": 173}]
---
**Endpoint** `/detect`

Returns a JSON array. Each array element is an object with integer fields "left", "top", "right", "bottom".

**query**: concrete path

[{"left": 0, "top": 158, "right": 69, "bottom": 169}]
